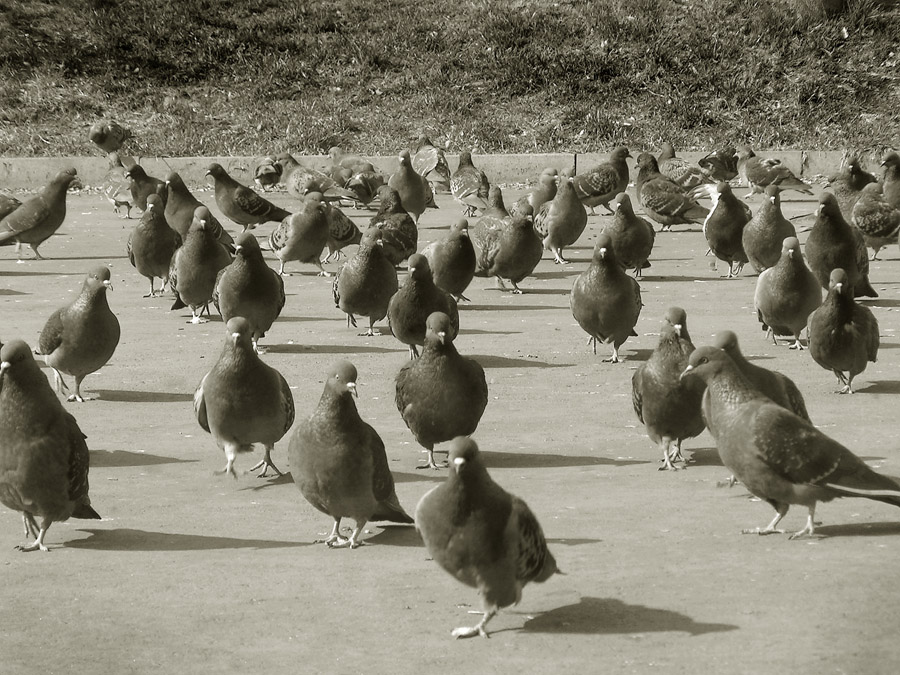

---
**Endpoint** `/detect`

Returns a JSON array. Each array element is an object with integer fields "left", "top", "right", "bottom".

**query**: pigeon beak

[
  {"left": 816, "top": 204, "right": 824, "bottom": 216},
  {"left": 835, "top": 282, "right": 843, "bottom": 292},
  {"left": 599, "top": 247, "right": 607, "bottom": 258},
  {"left": 231, "top": 332, "right": 241, "bottom": 343},
  {"left": 673, "top": 323, "right": 682, "bottom": 336},
  {"left": 103, "top": 279, "right": 114, "bottom": 291},
  {"left": 347, "top": 382, "right": 358, "bottom": 398},
  {"left": 453, "top": 456, "right": 466, "bottom": 472},
  {"left": 235, "top": 245, "right": 243, "bottom": 252},
  {"left": 409, "top": 266, "right": 416, "bottom": 273},
  {"left": 769, "top": 195, "right": 776, "bottom": 204},
  {"left": 0, "top": 361, "right": 9, "bottom": 377},
  {"left": 679, "top": 365, "right": 694, "bottom": 380},
  {"left": 437, "top": 331, "right": 446, "bottom": 344}
]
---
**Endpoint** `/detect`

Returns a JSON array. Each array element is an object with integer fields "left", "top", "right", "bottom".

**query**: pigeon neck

[
  {"left": 0, "top": 368, "right": 60, "bottom": 424},
  {"left": 319, "top": 388, "right": 362, "bottom": 424},
  {"left": 422, "top": 338, "right": 458, "bottom": 360},
  {"left": 706, "top": 365, "right": 763, "bottom": 413}
]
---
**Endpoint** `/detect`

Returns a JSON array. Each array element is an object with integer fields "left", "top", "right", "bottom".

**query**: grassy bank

[{"left": 0, "top": 0, "right": 897, "bottom": 156}]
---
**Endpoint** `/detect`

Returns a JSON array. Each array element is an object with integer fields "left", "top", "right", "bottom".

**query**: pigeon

[
  {"left": 635, "top": 153, "right": 708, "bottom": 231},
  {"left": 206, "top": 162, "right": 292, "bottom": 231},
  {"left": 194, "top": 317, "right": 294, "bottom": 478},
  {"left": 327, "top": 146, "right": 369, "bottom": 174},
  {"left": 826, "top": 156, "right": 877, "bottom": 217},
  {"left": 681, "top": 345, "right": 900, "bottom": 538},
  {"left": 387, "top": 254, "right": 459, "bottom": 359},
  {"left": 473, "top": 208, "right": 543, "bottom": 293},
  {"left": 753, "top": 237, "right": 823, "bottom": 349},
  {"left": 421, "top": 218, "right": 476, "bottom": 301},
  {"left": 368, "top": 187, "right": 418, "bottom": 266},
  {"left": 451, "top": 150, "right": 490, "bottom": 216},
  {"left": 170, "top": 212, "right": 234, "bottom": 323},
  {"left": 88, "top": 119, "right": 132, "bottom": 154},
  {"left": 289, "top": 360, "right": 413, "bottom": 548},
  {"left": 701, "top": 182, "right": 753, "bottom": 277},
  {"left": 631, "top": 307, "right": 705, "bottom": 470},
  {"left": 881, "top": 152, "right": 900, "bottom": 209},
  {"left": 711, "top": 331, "right": 811, "bottom": 426},
  {"left": 698, "top": 147, "right": 738, "bottom": 182},
  {"left": 100, "top": 152, "right": 132, "bottom": 218},
  {"left": 657, "top": 143, "right": 710, "bottom": 189},
  {"left": 253, "top": 155, "right": 283, "bottom": 191},
  {"left": 333, "top": 228, "right": 398, "bottom": 336},
  {"left": 0, "top": 193, "right": 21, "bottom": 228},
  {"left": 277, "top": 152, "right": 355, "bottom": 202},
  {"left": 127, "top": 193, "right": 182, "bottom": 297},
  {"left": 510, "top": 168, "right": 557, "bottom": 218},
  {"left": 345, "top": 166, "right": 386, "bottom": 207},
  {"left": 415, "top": 437, "right": 559, "bottom": 638},
  {"left": 805, "top": 193, "right": 877, "bottom": 297},
  {"left": 322, "top": 202, "right": 362, "bottom": 262},
  {"left": 125, "top": 163, "right": 165, "bottom": 213},
  {"left": 605, "top": 192, "right": 656, "bottom": 276},
  {"left": 412, "top": 134, "right": 452, "bottom": 193},
  {"left": 388, "top": 149, "right": 430, "bottom": 222},
  {"left": 570, "top": 233, "right": 642, "bottom": 362},
  {"left": 165, "top": 172, "right": 235, "bottom": 250},
  {"left": 736, "top": 146, "right": 813, "bottom": 198},
  {"left": 213, "top": 232, "right": 285, "bottom": 352},
  {"left": 38, "top": 266, "right": 120, "bottom": 403},
  {"left": 0, "top": 340, "right": 101, "bottom": 551},
  {"left": 533, "top": 173, "right": 588, "bottom": 264},
  {"left": 395, "top": 312, "right": 487, "bottom": 469},
  {"left": 742, "top": 185, "right": 798, "bottom": 273},
  {"left": 851, "top": 183, "right": 900, "bottom": 260},
  {"left": 808, "top": 268, "right": 879, "bottom": 394},
  {"left": 0, "top": 169, "right": 77, "bottom": 260},
  {"left": 471, "top": 186, "right": 510, "bottom": 241},
  {"left": 268, "top": 193, "right": 330, "bottom": 275},
  {"left": 571, "top": 147, "right": 630, "bottom": 215}
]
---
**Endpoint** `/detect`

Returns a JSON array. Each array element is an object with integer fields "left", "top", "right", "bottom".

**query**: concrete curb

[{"left": 0, "top": 151, "right": 869, "bottom": 191}]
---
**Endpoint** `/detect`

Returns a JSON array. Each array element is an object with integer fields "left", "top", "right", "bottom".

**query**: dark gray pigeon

[
  {"left": 127, "top": 193, "right": 181, "bottom": 297},
  {"left": 0, "top": 169, "right": 77, "bottom": 260},
  {"left": 170, "top": 212, "right": 233, "bottom": 323},
  {"left": 851, "top": 183, "right": 900, "bottom": 260},
  {"left": 369, "top": 187, "right": 418, "bottom": 266},
  {"left": 742, "top": 185, "right": 797, "bottom": 273},
  {"left": 601, "top": 193, "right": 655, "bottom": 277},
  {"left": 333, "top": 228, "right": 399, "bottom": 336},
  {"left": 700, "top": 182, "right": 752, "bottom": 277},
  {"left": 268, "top": 193, "right": 330, "bottom": 276},
  {"left": 473, "top": 208, "right": 543, "bottom": 293},
  {"left": 635, "top": 153, "right": 708, "bottom": 231},
  {"left": 207, "top": 162, "right": 291, "bottom": 232},
  {"left": 533, "top": 173, "right": 588, "bottom": 264},
  {"left": 421, "top": 218, "right": 476, "bottom": 301}
]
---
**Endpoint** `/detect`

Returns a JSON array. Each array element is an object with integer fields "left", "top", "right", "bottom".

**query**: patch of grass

[{"left": 0, "top": 0, "right": 897, "bottom": 156}]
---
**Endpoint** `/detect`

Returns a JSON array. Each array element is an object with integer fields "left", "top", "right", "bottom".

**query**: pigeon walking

[
  {"left": 657, "top": 143, "right": 709, "bottom": 189},
  {"left": 698, "top": 147, "right": 738, "bottom": 182},
  {"left": 389, "top": 149, "right": 430, "bottom": 222},
  {"left": 510, "top": 168, "right": 557, "bottom": 218},
  {"left": 451, "top": 150, "right": 490, "bottom": 216},
  {"left": 702, "top": 182, "right": 753, "bottom": 277},
  {"left": 100, "top": 152, "right": 132, "bottom": 218},
  {"left": 194, "top": 317, "right": 294, "bottom": 478},
  {"left": 881, "top": 152, "right": 900, "bottom": 209},
  {"left": 473, "top": 209, "right": 543, "bottom": 293},
  {"left": 268, "top": 193, "right": 331, "bottom": 275},
  {"left": 635, "top": 153, "right": 708, "bottom": 231},
  {"left": 322, "top": 202, "right": 362, "bottom": 262},
  {"left": 742, "top": 185, "right": 797, "bottom": 273},
  {"left": 412, "top": 134, "right": 451, "bottom": 193},
  {"left": 682, "top": 346, "right": 900, "bottom": 538},
  {"left": 571, "top": 147, "right": 630, "bottom": 215},
  {"left": 125, "top": 163, "right": 165, "bottom": 213},
  {"left": 0, "top": 169, "right": 77, "bottom": 260},
  {"left": 127, "top": 193, "right": 182, "bottom": 297},
  {"left": 826, "top": 156, "right": 877, "bottom": 217},
  {"left": 396, "top": 313, "right": 487, "bottom": 470},
  {"left": 206, "top": 162, "right": 291, "bottom": 231},
  {"left": 808, "top": 268, "right": 879, "bottom": 394},
  {"left": 600, "top": 193, "right": 655, "bottom": 277},
  {"left": 533, "top": 173, "right": 588, "bottom": 264},
  {"left": 38, "top": 266, "right": 120, "bottom": 402},
  {"left": 0, "top": 340, "right": 101, "bottom": 551},
  {"left": 421, "top": 218, "right": 476, "bottom": 301},
  {"left": 368, "top": 187, "right": 418, "bottom": 266},
  {"left": 737, "top": 147, "right": 813, "bottom": 198},
  {"left": 754, "top": 237, "right": 822, "bottom": 349},
  {"left": 851, "top": 183, "right": 900, "bottom": 260},
  {"left": 416, "top": 437, "right": 559, "bottom": 638},
  {"left": 570, "top": 233, "right": 642, "bottom": 362},
  {"left": 632, "top": 308, "right": 705, "bottom": 470},
  {"left": 289, "top": 361, "right": 413, "bottom": 548},
  {"left": 333, "top": 229, "right": 398, "bottom": 336},
  {"left": 165, "top": 173, "right": 235, "bottom": 249},
  {"left": 170, "top": 212, "right": 234, "bottom": 323}
]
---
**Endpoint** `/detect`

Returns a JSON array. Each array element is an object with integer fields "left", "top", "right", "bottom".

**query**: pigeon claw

[
  {"left": 741, "top": 526, "right": 786, "bottom": 536},
  {"left": 15, "top": 541, "right": 50, "bottom": 553},
  {"left": 452, "top": 625, "right": 489, "bottom": 639},
  {"left": 65, "top": 394, "right": 86, "bottom": 403}
]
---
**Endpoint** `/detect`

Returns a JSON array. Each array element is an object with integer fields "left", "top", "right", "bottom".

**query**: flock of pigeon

[{"left": 2, "top": 118, "right": 900, "bottom": 639}]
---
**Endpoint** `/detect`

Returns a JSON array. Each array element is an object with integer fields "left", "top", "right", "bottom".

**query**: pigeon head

[
  {"left": 379, "top": 187, "right": 403, "bottom": 213},
  {"left": 327, "top": 146, "right": 342, "bottom": 161},
  {"left": 612, "top": 192, "right": 631, "bottom": 212},
  {"left": 303, "top": 192, "right": 326, "bottom": 213},
  {"left": 828, "top": 268, "right": 851, "bottom": 297},
  {"left": 880, "top": 152, "right": 900, "bottom": 170},
  {"left": 737, "top": 145, "right": 755, "bottom": 160},
  {"left": 711, "top": 330, "right": 749, "bottom": 368},
  {"left": 145, "top": 193, "right": 160, "bottom": 211},
  {"left": 611, "top": 146, "right": 632, "bottom": 161},
  {"left": 458, "top": 150, "right": 474, "bottom": 167},
  {"left": 234, "top": 232, "right": 260, "bottom": 257},
  {"left": 205, "top": 163, "right": 226, "bottom": 179},
  {"left": 764, "top": 184, "right": 781, "bottom": 204},
  {"left": 125, "top": 164, "right": 147, "bottom": 180},
  {"left": 425, "top": 312, "right": 454, "bottom": 346},
  {"left": 487, "top": 186, "right": 505, "bottom": 211},
  {"left": 326, "top": 360, "right": 358, "bottom": 398},
  {"left": 447, "top": 436, "right": 483, "bottom": 477},
  {"left": 681, "top": 345, "right": 732, "bottom": 383},
  {"left": 225, "top": 317, "right": 253, "bottom": 349},
  {"left": 397, "top": 149, "right": 413, "bottom": 167},
  {"left": 83, "top": 266, "right": 113, "bottom": 293},
  {"left": 816, "top": 193, "right": 843, "bottom": 221},
  {"left": 635, "top": 152, "right": 659, "bottom": 172},
  {"left": 415, "top": 134, "right": 432, "bottom": 150},
  {"left": 407, "top": 253, "right": 431, "bottom": 281},
  {"left": 591, "top": 233, "right": 615, "bottom": 264},
  {"left": 165, "top": 171, "right": 184, "bottom": 187},
  {"left": 658, "top": 143, "right": 676, "bottom": 160},
  {"left": 0, "top": 340, "right": 37, "bottom": 382},
  {"left": 663, "top": 307, "right": 688, "bottom": 338},
  {"left": 451, "top": 218, "right": 469, "bottom": 236},
  {"left": 192, "top": 206, "right": 213, "bottom": 230},
  {"left": 360, "top": 228, "right": 384, "bottom": 248},
  {"left": 53, "top": 170, "right": 78, "bottom": 190},
  {"left": 781, "top": 237, "right": 801, "bottom": 259}
]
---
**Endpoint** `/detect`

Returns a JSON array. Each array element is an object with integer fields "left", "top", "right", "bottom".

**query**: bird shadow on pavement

[
  {"left": 858, "top": 380, "right": 900, "bottom": 394},
  {"left": 471, "top": 354, "right": 571, "bottom": 369},
  {"left": 685, "top": 448, "right": 723, "bottom": 467},
  {"left": 274, "top": 315, "right": 333, "bottom": 323},
  {"left": 92, "top": 389, "right": 194, "bottom": 403},
  {"left": 460, "top": 328, "right": 523, "bottom": 336},
  {"left": 365, "top": 525, "right": 422, "bottom": 548},
  {"left": 507, "top": 287, "right": 571, "bottom": 296},
  {"left": 480, "top": 450, "right": 649, "bottom": 469},
  {"left": 621, "top": 348, "right": 654, "bottom": 362},
  {"left": 90, "top": 449, "right": 197, "bottom": 467},
  {"left": 0, "top": 288, "right": 27, "bottom": 295},
  {"left": 860, "top": 298, "right": 900, "bottom": 308},
  {"left": 531, "top": 270, "right": 581, "bottom": 280},
  {"left": 239, "top": 472, "right": 296, "bottom": 491},
  {"left": 392, "top": 470, "right": 445, "bottom": 484},
  {"left": 462, "top": 303, "right": 558, "bottom": 312},
  {"left": 266, "top": 343, "right": 402, "bottom": 355},
  {"left": 0, "top": 269, "right": 79, "bottom": 276},
  {"left": 66, "top": 528, "right": 311, "bottom": 551},
  {"left": 815, "top": 521, "right": 900, "bottom": 537},
  {"left": 520, "top": 597, "right": 737, "bottom": 636},
  {"left": 53, "top": 255, "right": 130, "bottom": 261}
]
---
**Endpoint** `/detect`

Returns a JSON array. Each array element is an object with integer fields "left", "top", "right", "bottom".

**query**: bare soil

[{"left": 2, "top": 183, "right": 900, "bottom": 675}]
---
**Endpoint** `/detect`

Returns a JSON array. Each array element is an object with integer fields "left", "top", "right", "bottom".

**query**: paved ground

[{"left": 2, "top": 180, "right": 900, "bottom": 675}]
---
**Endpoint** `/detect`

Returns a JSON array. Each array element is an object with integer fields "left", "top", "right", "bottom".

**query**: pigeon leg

[
  {"left": 252, "top": 338, "right": 268, "bottom": 355},
  {"left": 143, "top": 278, "right": 157, "bottom": 298},
  {"left": 278, "top": 261, "right": 290, "bottom": 276},
  {"left": 408, "top": 344, "right": 420, "bottom": 360},
  {"left": 16, "top": 518, "right": 51, "bottom": 552},
  {"left": 188, "top": 307, "right": 209, "bottom": 324},
  {"left": 51, "top": 368, "right": 70, "bottom": 395},
  {"left": 330, "top": 520, "right": 368, "bottom": 549},
  {"left": 30, "top": 244, "right": 45, "bottom": 260},
  {"left": 552, "top": 248, "right": 568, "bottom": 264},
  {"left": 248, "top": 445, "right": 282, "bottom": 478},
  {"left": 66, "top": 376, "right": 86, "bottom": 403},
  {"left": 658, "top": 438, "right": 679, "bottom": 471},
  {"left": 346, "top": 313, "right": 358, "bottom": 329},
  {"left": 602, "top": 346, "right": 621, "bottom": 363},
  {"left": 493, "top": 276, "right": 508, "bottom": 291},
  {"left": 509, "top": 280, "right": 524, "bottom": 295},
  {"left": 454, "top": 292, "right": 471, "bottom": 302},
  {"left": 451, "top": 608, "right": 497, "bottom": 639},
  {"left": 314, "top": 260, "right": 333, "bottom": 277},
  {"left": 789, "top": 505, "right": 819, "bottom": 539},
  {"left": 358, "top": 318, "right": 377, "bottom": 337},
  {"left": 742, "top": 504, "right": 789, "bottom": 535},
  {"left": 22, "top": 513, "right": 40, "bottom": 539},
  {"left": 214, "top": 444, "right": 240, "bottom": 480},
  {"left": 318, "top": 519, "right": 350, "bottom": 547},
  {"left": 788, "top": 337, "right": 804, "bottom": 350},
  {"left": 416, "top": 448, "right": 447, "bottom": 470},
  {"left": 587, "top": 336, "right": 598, "bottom": 355}
]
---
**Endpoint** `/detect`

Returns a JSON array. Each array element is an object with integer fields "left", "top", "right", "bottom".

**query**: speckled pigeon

[
  {"left": 571, "top": 147, "right": 630, "bottom": 215},
  {"left": 851, "top": 183, "right": 900, "bottom": 260}
]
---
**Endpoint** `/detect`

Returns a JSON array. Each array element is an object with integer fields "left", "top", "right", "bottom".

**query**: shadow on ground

[
  {"left": 522, "top": 596, "right": 738, "bottom": 636},
  {"left": 471, "top": 354, "right": 571, "bottom": 369},
  {"left": 92, "top": 389, "right": 194, "bottom": 403},
  {"left": 267, "top": 343, "right": 402, "bottom": 355},
  {"left": 90, "top": 449, "right": 197, "bottom": 467},
  {"left": 816, "top": 521, "right": 900, "bottom": 537},
  {"left": 67, "top": 528, "right": 310, "bottom": 551},
  {"left": 480, "top": 450, "right": 649, "bottom": 469}
]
